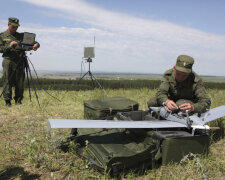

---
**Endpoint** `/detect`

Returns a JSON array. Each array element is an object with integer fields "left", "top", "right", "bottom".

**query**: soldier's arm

[
  {"left": 193, "top": 80, "right": 211, "bottom": 114},
  {"left": 156, "top": 77, "right": 170, "bottom": 106},
  {"left": 0, "top": 35, "right": 11, "bottom": 53}
]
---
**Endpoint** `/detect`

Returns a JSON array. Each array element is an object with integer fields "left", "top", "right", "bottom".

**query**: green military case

[
  {"left": 118, "top": 111, "right": 210, "bottom": 165},
  {"left": 76, "top": 128, "right": 159, "bottom": 176},
  {"left": 152, "top": 131, "right": 209, "bottom": 165},
  {"left": 76, "top": 108, "right": 209, "bottom": 175},
  {"left": 84, "top": 96, "right": 139, "bottom": 119}
]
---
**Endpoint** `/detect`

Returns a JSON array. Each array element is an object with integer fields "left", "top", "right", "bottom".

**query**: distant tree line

[{"left": 0, "top": 78, "right": 225, "bottom": 90}]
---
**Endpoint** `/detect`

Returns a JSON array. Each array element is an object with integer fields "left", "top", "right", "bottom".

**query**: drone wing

[
  {"left": 47, "top": 119, "right": 186, "bottom": 132},
  {"left": 196, "top": 105, "right": 225, "bottom": 123}
]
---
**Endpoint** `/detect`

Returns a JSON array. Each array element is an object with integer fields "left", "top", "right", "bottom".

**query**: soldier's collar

[
  {"left": 5, "top": 30, "right": 12, "bottom": 36},
  {"left": 169, "top": 71, "right": 176, "bottom": 83},
  {"left": 6, "top": 29, "right": 18, "bottom": 36}
]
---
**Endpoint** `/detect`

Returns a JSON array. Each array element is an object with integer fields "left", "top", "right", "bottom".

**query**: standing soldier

[
  {"left": 147, "top": 55, "right": 211, "bottom": 114},
  {"left": 0, "top": 17, "right": 40, "bottom": 106}
]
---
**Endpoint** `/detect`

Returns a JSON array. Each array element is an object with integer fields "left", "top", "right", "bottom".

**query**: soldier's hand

[
  {"left": 165, "top": 99, "right": 178, "bottom": 112},
  {"left": 179, "top": 103, "right": 194, "bottom": 112},
  {"left": 32, "top": 43, "right": 39, "bottom": 51},
  {"left": 9, "top": 41, "right": 18, "bottom": 48}
]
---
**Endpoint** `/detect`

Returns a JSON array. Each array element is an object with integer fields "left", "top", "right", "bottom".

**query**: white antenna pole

[{"left": 94, "top": 35, "right": 95, "bottom": 47}]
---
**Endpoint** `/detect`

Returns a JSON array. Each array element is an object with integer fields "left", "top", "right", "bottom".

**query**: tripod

[
  {"left": 79, "top": 58, "right": 105, "bottom": 91},
  {"left": 23, "top": 52, "right": 40, "bottom": 107},
  {"left": 0, "top": 51, "right": 60, "bottom": 107},
  {"left": 0, "top": 52, "right": 40, "bottom": 107}
]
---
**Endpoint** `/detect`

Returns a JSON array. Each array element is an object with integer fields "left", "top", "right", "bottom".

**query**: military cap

[
  {"left": 8, "top": 17, "right": 20, "bottom": 26},
  {"left": 175, "top": 55, "right": 194, "bottom": 73}
]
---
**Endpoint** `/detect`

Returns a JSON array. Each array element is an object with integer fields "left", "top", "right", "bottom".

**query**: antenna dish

[{"left": 84, "top": 47, "right": 95, "bottom": 59}]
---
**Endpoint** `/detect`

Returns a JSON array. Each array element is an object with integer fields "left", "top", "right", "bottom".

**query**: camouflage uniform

[
  {"left": 148, "top": 55, "right": 211, "bottom": 114},
  {"left": 0, "top": 18, "right": 39, "bottom": 104}
]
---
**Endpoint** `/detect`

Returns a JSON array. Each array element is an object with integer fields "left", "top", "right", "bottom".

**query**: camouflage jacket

[
  {"left": 0, "top": 30, "right": 39, "bottom": 63},
  {"left": 156, "top": 69, "right": 211, "bottom": 114}
]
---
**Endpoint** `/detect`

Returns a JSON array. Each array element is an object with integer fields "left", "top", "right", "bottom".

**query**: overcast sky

[{"left": 0, "top": 0, "right": 225, "bottom": 76}]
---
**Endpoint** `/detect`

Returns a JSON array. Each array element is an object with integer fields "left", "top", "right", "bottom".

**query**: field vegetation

[
  {"left": 0, "top": 80, "right": 225, "bottom": 179},
  {"left": 29, "top": 72, "right": 225, "bottom": 83},
  {"left": 1, "top": 78, "right": 225, "bottom": 91}
]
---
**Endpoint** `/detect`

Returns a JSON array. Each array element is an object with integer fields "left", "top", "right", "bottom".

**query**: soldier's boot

[
  {"left": 5, "top": 100, "right": 11, "bottom": 107},
  {"left": 15, "top": 99, "right": 22, "bottom": 105},
  {"left": 15, "top": 97, "right": 22, "bottom": 105}
]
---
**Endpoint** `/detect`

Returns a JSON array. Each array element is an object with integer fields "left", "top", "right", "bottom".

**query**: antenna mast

[{"left": 94, "top": 35, "right": 95, "bottom": 46}]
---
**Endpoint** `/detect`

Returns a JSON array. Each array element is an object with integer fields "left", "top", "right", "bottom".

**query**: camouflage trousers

[
  {"left": 2, "top": 58, "right": 25, "bottom": 102},
  {"left": 147, "top": 97, "right": 158, "bottom": 108}
]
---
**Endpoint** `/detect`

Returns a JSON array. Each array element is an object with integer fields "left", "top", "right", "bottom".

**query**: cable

[
  {"left": 26, "top": 55, "right": 61, "bottom": 102},
  {"left": 80, "top": 58, "right": 85, "bottom": 79}
]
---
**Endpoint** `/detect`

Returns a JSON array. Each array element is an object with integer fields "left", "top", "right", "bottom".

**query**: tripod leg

[
  {"left": 25, "top": 60, "right": 41, "bottom": 108},
  {"left": 89, "top": 71, "right": 95, "bottom": 87},
  {"left": 89, "top": 72, "right": 107, "bottom": 95},
  {"left": 27, "top": 57, "right": 61, "bottom": 102},
  {"left": 78, "top": 71, "right": 89, "bottom": 81},
  {"left": 25, "top": 66, "right": 32, "bottom": 102}
]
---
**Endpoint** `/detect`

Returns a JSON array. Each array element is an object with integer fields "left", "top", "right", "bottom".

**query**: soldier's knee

[
  {"left": 176, "top": 99, "right": 194, "bottom": 106},
  {"left": 147, "top": 97, "right": 158, "bottom": 108}
]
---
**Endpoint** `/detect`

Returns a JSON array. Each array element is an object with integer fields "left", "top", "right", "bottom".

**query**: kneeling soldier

[{"left": 148, "top": 55, "right": 211, "bottom": 114}]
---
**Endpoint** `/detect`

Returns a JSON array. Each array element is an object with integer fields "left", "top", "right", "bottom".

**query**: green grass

[{"left": 0, "top": 88, "right": 224, "bottom": 179}]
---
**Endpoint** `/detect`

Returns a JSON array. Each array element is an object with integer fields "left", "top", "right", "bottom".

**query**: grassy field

[{"left": 0, "top": 88, "right": 224, "bottom": 179}]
